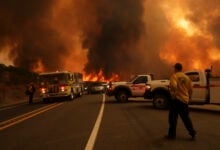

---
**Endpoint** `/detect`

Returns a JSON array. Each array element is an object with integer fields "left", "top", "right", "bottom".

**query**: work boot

[
  {"left": 190, "top": 134, "right": 196, "bottom": 141},
  {"left": 190, "top": 131, "right": 197, "bottom": 141}
]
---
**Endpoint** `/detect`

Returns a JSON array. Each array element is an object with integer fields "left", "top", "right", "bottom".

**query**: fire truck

[{"left": 38, "top": 71, "right": 83, "bottom": 102}]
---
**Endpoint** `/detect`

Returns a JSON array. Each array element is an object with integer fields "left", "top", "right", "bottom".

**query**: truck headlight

[{"left": 146, "top": 85, "right": 151, "bottom": 90}]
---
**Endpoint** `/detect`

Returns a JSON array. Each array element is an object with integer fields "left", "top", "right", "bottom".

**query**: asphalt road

[{"left": 0, "top": 94, "right": 220, "bottom": 150}]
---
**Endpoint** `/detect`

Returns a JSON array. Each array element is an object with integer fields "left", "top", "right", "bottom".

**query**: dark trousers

[
  {"left": 168, "top": 99, "right": 196, "bottom": 137},
  {"left": 29, "top": 94, "right": 33, "bottom": 104}
]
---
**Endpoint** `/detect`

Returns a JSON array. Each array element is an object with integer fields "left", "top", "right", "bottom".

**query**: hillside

[{"left": 0, "top": 64, "right": 38, "bottom": 106}]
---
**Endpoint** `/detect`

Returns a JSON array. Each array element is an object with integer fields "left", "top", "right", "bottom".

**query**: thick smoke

[
  {"left": 0, "top": 0, "right": 69, "bottom": 71},
  {"left": 0, "top": 0, "right": 220, "bottom": 79},
  {"left": 82, "top": 0, "right": 147, "bottom": 79},
  {"left": 187, "top": 0, "right": 220, "bottom": 48}
]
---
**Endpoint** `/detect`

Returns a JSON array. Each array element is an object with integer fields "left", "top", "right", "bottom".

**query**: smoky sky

[
  {"left": 186, "top": 0, "right": 220, "bottom": 48},
  {"left": 82, "top": 0, "right": 146, "bottom": 79},
  {"left": 0, "top": 0, "right": 68, "bottom": 71},
  {"left": 0, "top": 0, "right": 220, "bottom": 79}
]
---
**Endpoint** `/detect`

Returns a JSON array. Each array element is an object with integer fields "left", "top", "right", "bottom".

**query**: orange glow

[
  {"left": 159, "top": 30, "right": 217, "bottom": 70},
  {"left": 0, "top": 50, "right": 13, "bottom": 66},
  {"left": 0, "top": 43, "right": 17, "bottom": 66},
  {"left": 176, "top": 18, "right": 198, "bottom": 36},
  {"left": 159, "top": 0, "right": 220, "bottom": 72},
  {"left": 51, "top": 0, "right": 90, "bottom": 73},
  {"left": 32, "top": 60, "right": 45, "bottom": 73},
  {"left": 84, "top": 69, "right": 119, "bottom": 82},
  {"left": 209, "top": 48, "right": 220, "bottom": 60},
  {"left": 1, "top": 0, "right": 220, "bottom": 78}
]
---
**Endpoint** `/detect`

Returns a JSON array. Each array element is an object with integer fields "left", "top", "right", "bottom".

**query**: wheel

[
  {"left": 79, "top": 88, "right": 83, "bottom": 97},
  {"left": 69, "top": 91, "right": 75, "bottom": 100},
  {"left": 153, "top": 94, "right": 168, "bottom": 109},
  {"left": 79, "top": 91, "right": 83, "bottom": 97},
  {"left": 116, "top": 90, "right": 128, "bottom": 103}
]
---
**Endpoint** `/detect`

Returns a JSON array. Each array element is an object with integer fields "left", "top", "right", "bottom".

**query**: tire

[
  {"left": 116, "top": 90, "right": 128, "bottom": 103},
  {"left": 69, "top": 91, "right": 75, "bottom": 100},
  {"left": 76, "top": 88, "right": 82, "bottom": 97},
  {"left": 79, "top": 88, "right": 83, "bottom": 97},
  {"left": 153, "top": 94, "right": 168, "bottom": 109},
  {"left": 79, "top": 91, "right": 83, "bottom": 97}
]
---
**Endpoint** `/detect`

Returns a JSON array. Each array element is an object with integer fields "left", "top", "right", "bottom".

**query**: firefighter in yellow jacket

[{"left": 165, "top": 63, "right": 196, "bottom": 140}]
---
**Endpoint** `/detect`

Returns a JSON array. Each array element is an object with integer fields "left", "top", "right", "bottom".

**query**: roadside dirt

[{"left": 0, "top": 84, "right": 40, "bottom": 107}]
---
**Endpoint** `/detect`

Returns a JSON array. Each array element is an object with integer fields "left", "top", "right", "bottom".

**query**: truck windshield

[
  {"left": 129, "top": 75, "right": 148, "bottom": 84},
  {"left": 129, "top": 75, "right": 138, "bottom": 82},
  {"left": 185, "top": 72, "right": 200, "bottom": 82},
  {"left": 39, "top": 73, "right": 68, "bottom": 85}
]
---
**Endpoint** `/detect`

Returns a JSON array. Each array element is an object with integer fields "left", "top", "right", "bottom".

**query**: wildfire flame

[
  {"left": 84, "top": 69, "right": 119, "bottom": 82},
  {"left": 32, "top": 59, "right": 45, "bottom": 73},
  {"left": 159, "top": 1, "right": 220, "bottom": 73},
  {"left": 0, "top": 0, "right": 220, "bottom": 78}
]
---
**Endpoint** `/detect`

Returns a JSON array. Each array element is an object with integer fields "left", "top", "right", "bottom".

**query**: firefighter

[
  {"left": 165, "top": 63, "right": 196, "bottom": 140},
  {"left": 25, "top": 82, "right": 36, "bottom": 104}
]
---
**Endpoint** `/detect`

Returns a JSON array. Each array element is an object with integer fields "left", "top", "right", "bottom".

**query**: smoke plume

[
  {"left": 0, "top": 0, "right": 220, "bottom": 80},
  {"left": 0, "top": 0, "right": 69, "bottom": 71},
  {"left": 82, "top": 0, "right": 146, "bottom": 79}
]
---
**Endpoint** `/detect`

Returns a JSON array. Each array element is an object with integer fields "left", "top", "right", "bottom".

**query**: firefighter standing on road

[
  {"left": 165, "top": 63, "right": 196, "bottom": 140},
  {"left": 25, "top": 82, "right": 36, "bottom": 104}
]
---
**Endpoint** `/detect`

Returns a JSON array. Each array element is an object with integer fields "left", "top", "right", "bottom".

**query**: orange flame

[
  {"left": 84, "top": 69, "right": 119, "bottom": 82},
  {"left": 32, "top": 60, "right": 45, "bottom": 73},
  {"left": 159, "top": 1, "right": 220, "bottom": 72}
]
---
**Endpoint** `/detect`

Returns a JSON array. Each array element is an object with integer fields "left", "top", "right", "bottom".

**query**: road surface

[{"left": 0, "top": 94, "right": 220, "bottom": 150}]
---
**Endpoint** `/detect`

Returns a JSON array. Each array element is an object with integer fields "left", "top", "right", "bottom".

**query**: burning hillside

[{"left": 0, "top": 0, "right": 220, "bottom": 80}]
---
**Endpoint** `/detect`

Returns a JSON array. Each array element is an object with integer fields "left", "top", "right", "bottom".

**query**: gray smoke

[
  {"left": 0, "top": 0, "right": 220, "bottom": 80},
  {"left": 0, "top": 0, "right": 68, "bottom": 71},
  {"left": 82, "top": 0, "right": 147, "bottom": 79}
]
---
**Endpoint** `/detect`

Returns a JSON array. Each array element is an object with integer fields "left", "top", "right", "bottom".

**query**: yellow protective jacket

[{"left": 169, "top": 72, "right": 193, "bottom": 104}]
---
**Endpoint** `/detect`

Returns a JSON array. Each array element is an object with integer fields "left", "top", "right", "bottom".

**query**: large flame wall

[{"left": 0, "top": 0, "right": 220, "bottom": 80}]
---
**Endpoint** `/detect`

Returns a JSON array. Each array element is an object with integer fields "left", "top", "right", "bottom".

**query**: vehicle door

[
  {"left": 209, "top": 77, "right": 220, "bottom": 103},
  {"left": 130, "top": 76, "right": 148, "bottom": 96},
  {"left": 185, "top": 72, "right": 207, "bottom": 103}
]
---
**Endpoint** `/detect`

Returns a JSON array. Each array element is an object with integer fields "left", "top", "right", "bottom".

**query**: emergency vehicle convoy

[
  {"left": 106, "top": 74, "right": 154, "bottom": 102},
  {"left": 38, "top": 71, "right": 83, "bottom": 102},
  {"left": 145, "top": 69, "right": 220, "bottom": 109},
  {"left": 106, "top": 69, "right": 220, "bottom": 109}
]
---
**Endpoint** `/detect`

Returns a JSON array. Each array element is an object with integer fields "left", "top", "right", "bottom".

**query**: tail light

[
  {"left": 60, "top": 86, "right": 66, "bottom": 92},
  {"left": 41, "top": 87, "right": 46, "bottom": 94}
]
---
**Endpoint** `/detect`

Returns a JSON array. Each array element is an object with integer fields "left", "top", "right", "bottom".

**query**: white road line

[{"left": 85, "top": 94, "right": 106, "bottom": 150}]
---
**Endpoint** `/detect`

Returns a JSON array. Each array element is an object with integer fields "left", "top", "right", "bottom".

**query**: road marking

[
  {"left": 0, "top": 102, "right": 27, "bottom": 111},
  {"left": 85, "top": 94, "right": 106, "bottom": 150},
  {"left": 0, "top": 102, "right": 63, "bottom": 131}
]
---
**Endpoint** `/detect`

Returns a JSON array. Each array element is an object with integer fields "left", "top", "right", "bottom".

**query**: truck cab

[
  {"left": 106, "top": 74, "right": 153, "bottom": 102},
  {"left": 185, "top": 70, "right": 208, "bottom": 104},
  {"left": 38, "top": 71, "right": 83, "bottom": 102},
  {"left": 147, "top": 69, "right": 220, "bottom": 109}
]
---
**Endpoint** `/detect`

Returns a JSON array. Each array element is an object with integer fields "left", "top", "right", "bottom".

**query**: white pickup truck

[
  {"left": 145, "top": 69, "right": 220, "bottom": 109},
  {"left": 106, "top": 74, "right": 153, "bottom": 102}
]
